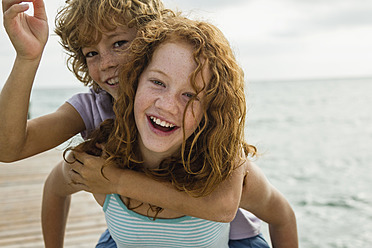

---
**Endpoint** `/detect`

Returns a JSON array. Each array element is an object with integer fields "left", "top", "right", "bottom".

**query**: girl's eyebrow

[{"left": 148, "top": 69, "right": 169, "bottom": 79}]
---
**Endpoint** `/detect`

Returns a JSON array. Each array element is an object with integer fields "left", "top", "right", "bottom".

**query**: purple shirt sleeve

[
  {"left": 229, "top": 208, "right": 261, "bottom": 240},
  {"left": 66, "top": 88, "right": 115, "bottom": 139}
]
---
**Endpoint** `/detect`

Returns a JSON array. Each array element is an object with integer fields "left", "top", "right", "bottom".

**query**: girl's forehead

[{"left": 149, "top": 41, "right": 211, "bottom": 90}]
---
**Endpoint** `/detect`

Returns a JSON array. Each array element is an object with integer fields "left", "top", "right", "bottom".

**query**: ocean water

[{"left": 29, "top": 78, "right": 372, "bottom": 247}]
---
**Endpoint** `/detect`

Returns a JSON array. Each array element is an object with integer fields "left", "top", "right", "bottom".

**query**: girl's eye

[
  {"left": 114, "top": 40, "right": 129, "bottom": 48},
  {"left": 151, "top": 80, "right": 165, "bottom": 87},
  {"left": 184, "top": 92, "right": 194, "bottom": 98},
  {"left": 184, "top": 92, "right": 199, "bottom": 101}
]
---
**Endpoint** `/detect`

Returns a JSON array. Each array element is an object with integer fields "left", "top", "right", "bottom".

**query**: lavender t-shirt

[
  {"left": 67, "top": 88, "right": 261, "bottom": 239},
  {"left": 67, "top": 88, "right": 115, "bottom": 139},
  {"left": 229, "top": 209, "right": 261, "bottom": 240}
]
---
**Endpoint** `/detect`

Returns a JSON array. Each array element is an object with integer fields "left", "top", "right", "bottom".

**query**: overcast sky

[{"left": 1, "top": 0, "right": 371, "bottom": 88}]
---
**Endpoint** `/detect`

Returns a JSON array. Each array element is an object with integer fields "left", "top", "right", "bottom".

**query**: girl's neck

[
  {"left": 141, "top": 152, "right": 163, "bottom": 169},
  {"left": 137, "top": 137, "right": 179, "bottom": 169},
  {"left": 139, "top": 142, "right": 180, "bottom": 169},
  {"left": 139, "top": 143, "right": 169, "bottom": 169}
]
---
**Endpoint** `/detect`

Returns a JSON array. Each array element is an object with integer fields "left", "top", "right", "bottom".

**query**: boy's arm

[
  {"left": 1, "top": 0, "right": 48, "bottom": 159},
  {"left": 2, "top": 0, "right": 48, "bottom": 59},
  {"left": 0, "top": 0, "right": 85, "bottom": 162},
  {"left": 69, "top": 152, "right": 245, "bottom": 222},
  {"left": 239, "top": 161, "right": 298, "bottom": 248},
  {"left": 42, "top": 154, "right": 83, "bottom": 248},
  {"left": 0, "top": 96, "right": 86, "bottom": 162}
]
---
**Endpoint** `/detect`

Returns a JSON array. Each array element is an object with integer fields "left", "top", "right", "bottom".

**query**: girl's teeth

[{"left": 150, "top": 116, "right": 174, "bottom": 128}]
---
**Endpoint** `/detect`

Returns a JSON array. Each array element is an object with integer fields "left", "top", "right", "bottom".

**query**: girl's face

[
  {"left": 82, "top": 26, "right": 137, "bottom": 99},
  {"left": 134, "top": 41, "right": 209, "bottom": 167}
]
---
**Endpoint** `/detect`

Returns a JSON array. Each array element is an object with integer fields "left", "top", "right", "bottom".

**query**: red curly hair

[{"left": 73, "top": 16, "right": 256, "bottom": 199}]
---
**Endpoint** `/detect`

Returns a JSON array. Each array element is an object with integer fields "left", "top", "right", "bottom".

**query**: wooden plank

[{"left": 0, "top": 149, "right": 107, "bottom": 247}]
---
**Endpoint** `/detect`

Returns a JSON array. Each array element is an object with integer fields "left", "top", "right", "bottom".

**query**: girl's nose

[{"left": 155, "top": 93, "right": 180, "bottom": 115}]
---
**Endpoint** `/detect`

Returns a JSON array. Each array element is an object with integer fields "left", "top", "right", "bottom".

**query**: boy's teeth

[
  {"left": 150, "top": 116, "right": 174, "bottom": 128},
  {"left": 107, "top": 77, "right": 118, "bottom": 85}
]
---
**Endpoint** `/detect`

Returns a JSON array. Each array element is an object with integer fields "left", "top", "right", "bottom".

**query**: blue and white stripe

[{"left": 103, "top": 194, "right": 230, "bottom": 248}]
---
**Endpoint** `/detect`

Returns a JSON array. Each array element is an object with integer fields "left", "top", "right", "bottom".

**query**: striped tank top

[{"left": 103, "top": 194, "right": 230, "bottom": 248}]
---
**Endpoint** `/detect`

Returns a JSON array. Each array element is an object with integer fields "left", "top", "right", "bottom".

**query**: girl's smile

[
  {"left": 134, "top": 41, "right": 209, "bottom": 167},
  {"left": 147, "top": 115, "right": 178, "bottom": 135}
]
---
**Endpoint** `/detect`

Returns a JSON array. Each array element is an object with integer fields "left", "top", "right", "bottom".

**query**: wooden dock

[{"left": 0, "top": 149, "right": 107, "bottom": 247}]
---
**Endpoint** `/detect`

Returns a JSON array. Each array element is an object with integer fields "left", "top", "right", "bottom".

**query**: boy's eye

[
  {"left": 114, "top": 40, "right": 129, "bottom": 48},
  {"left": 84, "top": 51, "right": 97, "bottom": 58}
]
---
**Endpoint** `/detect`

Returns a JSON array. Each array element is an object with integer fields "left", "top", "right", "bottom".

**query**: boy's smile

[{"left": 83, "top": 26, "right": 137, "bottom": 99}]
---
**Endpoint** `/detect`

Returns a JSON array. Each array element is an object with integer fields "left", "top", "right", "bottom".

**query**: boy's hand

[
  {"left": 2, "top": 0, "right": 48, "bottom": 60},
  {"left": 67, "top": 151, "right": 120, "bottom": 195}
]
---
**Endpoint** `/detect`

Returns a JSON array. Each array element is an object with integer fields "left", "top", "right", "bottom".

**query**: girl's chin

[{"left": 142, "top": 141, "right": 179, "bottom": 156}]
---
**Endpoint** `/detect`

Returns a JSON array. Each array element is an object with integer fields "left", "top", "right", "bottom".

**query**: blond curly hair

[{"left": 55, "top": 0, "right": 174, "bottom": 91}]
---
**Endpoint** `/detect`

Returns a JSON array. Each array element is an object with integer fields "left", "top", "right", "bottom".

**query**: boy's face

[
  {"left": 134, "top": 41, "right": 209, "bottom": 166},
  {"left": 82, "top": 26, "right": 137, "bottom": 99}
]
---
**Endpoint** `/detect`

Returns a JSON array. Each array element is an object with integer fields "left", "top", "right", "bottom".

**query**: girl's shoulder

[{"left": 93, "top": 193, "right": 106, "bottom": 207}]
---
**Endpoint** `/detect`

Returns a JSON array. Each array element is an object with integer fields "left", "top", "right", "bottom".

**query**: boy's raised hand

[{"left": 2, "top": 0, "right": 48, "bottom": 60}]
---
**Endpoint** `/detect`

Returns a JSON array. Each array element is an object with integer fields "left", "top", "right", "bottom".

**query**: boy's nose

[{"left": 99, "top": 52, "right": 117, "bottom": 70}]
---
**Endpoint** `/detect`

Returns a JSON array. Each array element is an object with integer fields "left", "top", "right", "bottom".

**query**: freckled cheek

[
  {"left": 87, "top": 63, "right": 99, "bottom": 82},
  {"left": 120, "top": 52, "right": 131, "bottom": 63},
  {"left": 183, "top": 107, "right": 203, "bottom": 131},
  {"left": 116, "top": 55, "right": 128, "bottom": 65},
  {"left": 133, "top": 100, "right": 142, "bottom": 128},
  {"left": 134, "top": 90, "right": 151, "bottom": 116}
]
